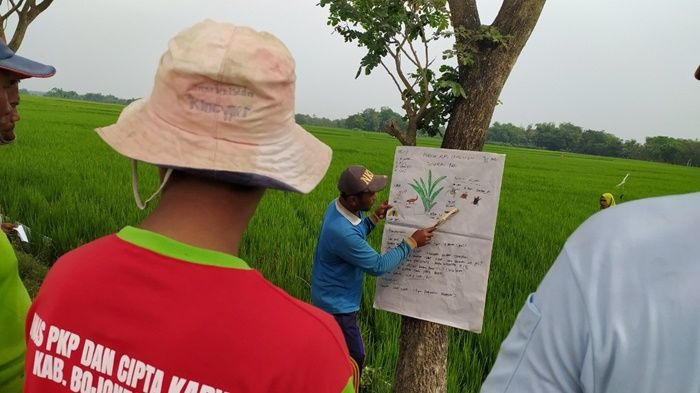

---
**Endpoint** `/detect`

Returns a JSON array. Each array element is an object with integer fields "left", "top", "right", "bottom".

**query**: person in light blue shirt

[
  {"left": 482, "top": 192, "right": 700, "bottom": 393},
  {"left": 480, "top": 65, "right": 700, "bottom": 393},
  {"left": 311, "top": 165, "right": 435, "bottom": 384}
]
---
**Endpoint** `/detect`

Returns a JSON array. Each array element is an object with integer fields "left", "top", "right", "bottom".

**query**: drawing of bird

[{"left": 406, "top": 196, "right": 419, "bottom": 204}]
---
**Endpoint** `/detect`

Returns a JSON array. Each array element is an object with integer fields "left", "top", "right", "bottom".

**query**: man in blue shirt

[{"left": 311, "top": 164, "right": 435, "bottom": 384}]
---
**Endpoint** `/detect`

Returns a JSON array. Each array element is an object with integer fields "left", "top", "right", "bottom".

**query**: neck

[
  {"left": 338, "top": 196, "right": 359, "bottom": 215},
  {"left": 139, "top": 177, "right": 264, "bottom": 255}
]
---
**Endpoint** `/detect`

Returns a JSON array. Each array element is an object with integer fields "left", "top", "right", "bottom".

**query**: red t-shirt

[{"left": 25, "top": 226, "right": 355, "bottom": 393}]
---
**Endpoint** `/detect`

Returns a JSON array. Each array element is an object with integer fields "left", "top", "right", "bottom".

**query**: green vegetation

[
  {"left": 409, "top": 169, "right": 447, "bottom": 213},
  {"left": 3, "top": 96, "right": 700, "bottom": 392},
  {"left": 296, "top": 107, "right": 407, "bottom": 132},
  {"left": 296, "top": 115, "right": 700, "bottom": 168},
  {"left": 17, "top": 250, "right": 48, "bottom": 298},
  {"left": 33, "top": 87, "right": 138, "bottom": 105},
  {"left": 489, "top": 121, "right": 700, "bottom": 166}
]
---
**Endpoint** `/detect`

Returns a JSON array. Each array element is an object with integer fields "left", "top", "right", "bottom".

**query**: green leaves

[
  {"left": 443, "top": 25, "right": 511, "bottom": 67},
  {"left": 319, "top": 0, "right": 458, "bottom": 140},
  {"left": 437, "top": 79, "right": 466, "bottom": 99},
  {"left": 321, "top": 0, "right": 421, "bottom": 75},
  {"left": 409, "top": 169, "right": 447, "bottom": 212}
]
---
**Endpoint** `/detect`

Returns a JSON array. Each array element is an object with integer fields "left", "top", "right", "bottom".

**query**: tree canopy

[{"left": 487, "top": 121, "right": 700, "bottom": 166}]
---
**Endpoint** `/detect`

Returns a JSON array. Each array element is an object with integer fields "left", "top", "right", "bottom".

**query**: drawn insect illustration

[
  {"left": 472, "top": 196, "right": 481, "bottom": 205},
  {"left": 460, "top": 192, "right": 468, "bottom": 199}
]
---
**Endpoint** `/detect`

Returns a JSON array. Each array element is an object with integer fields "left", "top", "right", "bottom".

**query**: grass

[
  {"left": 3, "top": 96, "right": 700, "bottom": 392},
  {"left": 17, "top": 250, "right": 48, "bottom": 298}
]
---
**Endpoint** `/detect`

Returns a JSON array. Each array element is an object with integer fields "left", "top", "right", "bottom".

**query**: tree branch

[
  {"left": 398, "top": 44, "right": 420, "bottom": 68},
  {"left": 408, "top": 30, "right": 432, "bottom": 110},
  {"left": 399, "top": 28, "right": 423, "bottom": 69},
  {"left": 384, "top": 46, "right": 419, "bottom": 118},
  {"left": 1, "top": 0, "right": 24, "bottom": 21},
  {"left": 493, "top": 0, "right": 546, "bottom": 36},
  {"left": 386, "top": 46, "right": 417, "bottom": 101},
  {"left": 7, "top": 0, "right": 54, "bottom": 50},
  {"left": 384, "top": 119, "right": 410, "bottom": 145},
  {"left": 424, "top": 34, "right": 430, "bottom": 75},
  {"left": 380, "top": 60, "right": 404, "bottom": 96},
  {"left": 397, "top": 20, "right": 433, "bottom": 119},
  {"left": 448, "top": 0, "right": 480, "bottom": 31},
  {"left": 416, "top": 90, "right": 436, "bottom": 119},
  {"left": 392, "top": 29, "right": 418, "bottom": 69},
  {"left": 34, "top": 0, "right": 52, "bottom": 13},
  {"left": 28, "top": 0, "right": 54, "bottom": 21}
]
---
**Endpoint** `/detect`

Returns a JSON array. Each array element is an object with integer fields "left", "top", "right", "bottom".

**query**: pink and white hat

[{"left": 96, "top": 20, "right": 332, "bottom": 194}]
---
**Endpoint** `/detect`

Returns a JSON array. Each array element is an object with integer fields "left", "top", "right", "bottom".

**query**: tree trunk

[
  {"left": 404, "top": 121, "right": 417, "bottom": 146},
  {"left": 394, "top": 1, "right": 546, "bottom": 391},
  {"left": 441, "top": 52, "right": 510, "bottom": 151},
  {"left": 443, "top": 0, "right": 546, "bottom": 151},
  {"left": 9, "top": 14, "right": 31, "bottom": 51},
  {"left": 394, "top": 317, "right": 448, "bottom": 393}
]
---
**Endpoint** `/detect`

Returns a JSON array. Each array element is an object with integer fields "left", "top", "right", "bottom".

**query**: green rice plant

[{"left": 409, "top": 169, "right": 447, "bottom": 212}]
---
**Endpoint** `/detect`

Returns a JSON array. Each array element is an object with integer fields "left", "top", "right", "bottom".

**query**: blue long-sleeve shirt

[{"left": 311, "top": 199, "right": 414, "bottom": 314}]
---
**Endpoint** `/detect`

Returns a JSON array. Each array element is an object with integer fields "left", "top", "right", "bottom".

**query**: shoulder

[
  {"left": 260, "top": 279, "right": 349, "bottom": 354},
  {"left": 32, "top": 234, "right": 124, "bottom": 306},
  {"left": 560, "top": 192, "right": 700, "bottom": 292},
  {"left": 255, "top": 280, "right": 353, "bottom": 388},
  {"left": 566, "top": 192, "right": 699, "bottom": 255},
  {"left": 321, "top": 203, "right": 357, "bottom": 237},
  {"left": 49, "top": 234, "right": 122, "bottom": 272}
]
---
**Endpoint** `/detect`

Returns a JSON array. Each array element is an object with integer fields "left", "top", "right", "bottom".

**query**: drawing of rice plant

[{"left": 409, "top": 170, "right": 447, "bottom": 213}]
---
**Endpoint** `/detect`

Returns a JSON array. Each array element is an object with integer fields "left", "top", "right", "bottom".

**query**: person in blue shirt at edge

[
  {"left": 311, "top": 164, "right": 436, "bottom": 387},
  {"left": 478, "top": 65, "right": 700, "bottom": 393}
]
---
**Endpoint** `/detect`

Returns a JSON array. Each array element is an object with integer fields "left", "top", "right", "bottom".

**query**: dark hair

[
  {"left": 164, "top": 166, "right": 289, "bottom": 192},
  {"left": 167, "top": 169, "right": 261, "bottom": 193}
]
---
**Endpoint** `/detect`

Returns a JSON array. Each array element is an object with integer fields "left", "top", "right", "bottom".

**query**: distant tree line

[
  {"left": 488, "top": 122, "right": 700, "bottom": 167},
  {"left": 298, "top": 111, "right": 699, "bottom": 167},
  {"left": 296, "top": 107, "right": 408, "bottom": 133},
  {"left": 30, "top": 88, "right": 138, "bottom": 106},
  {"left": 21, "top": 89, "right": 700, "bottom": 167}
]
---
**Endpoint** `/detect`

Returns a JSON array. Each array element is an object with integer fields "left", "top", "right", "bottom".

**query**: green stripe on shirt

[
  {"left": 342, "top": 377, "right": 356, "bottom": 393},
  {"left": 117, "top": 226, "right": 250, "bottom": 270}
]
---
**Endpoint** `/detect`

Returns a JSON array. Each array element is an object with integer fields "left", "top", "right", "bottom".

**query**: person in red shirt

[{"left": 24, "top": 20, "right": 356, "bottom": 393}]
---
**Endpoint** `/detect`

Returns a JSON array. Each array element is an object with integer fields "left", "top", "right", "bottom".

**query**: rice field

[{"left": 2, "top": 96, "right": 700, "bottom": 392}]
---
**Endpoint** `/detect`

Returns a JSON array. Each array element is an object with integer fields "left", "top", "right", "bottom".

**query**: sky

[{"left": 12, "top": 0, "right": 700, "bottom": 141}]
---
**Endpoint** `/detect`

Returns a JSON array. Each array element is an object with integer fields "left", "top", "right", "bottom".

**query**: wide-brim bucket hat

[{"left": 96, "top": 19, "right": 331, "bottom": 194}]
